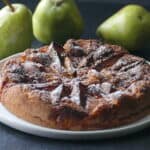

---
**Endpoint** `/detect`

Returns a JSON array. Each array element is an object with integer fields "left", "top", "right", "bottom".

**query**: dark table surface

[{"left": 0, "top": 0, "right": 150, "bottom": 150}]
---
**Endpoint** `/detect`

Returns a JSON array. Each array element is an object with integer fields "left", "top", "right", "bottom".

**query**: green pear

[
  {"left": 33, "top": 0, "right": 84, "bottom": 44},
  {"left": 0, "top": 2, "right": 33, "bottom": 59},
  {"left": 96, "top": 4, "right": 150, "bottom": 51}
]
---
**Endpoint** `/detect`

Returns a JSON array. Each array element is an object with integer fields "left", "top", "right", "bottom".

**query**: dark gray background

[{"left": 0, "top": 0, "right": 150, "bottom": 150}]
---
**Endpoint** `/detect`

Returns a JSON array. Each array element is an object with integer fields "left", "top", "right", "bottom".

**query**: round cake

[{"left": 0, "top": 39, "right": 150, "bottom": 130}]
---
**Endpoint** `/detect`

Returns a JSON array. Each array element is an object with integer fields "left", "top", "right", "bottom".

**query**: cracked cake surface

[{"left": 0, "top": 39, "right": 150, "bottom": 130}]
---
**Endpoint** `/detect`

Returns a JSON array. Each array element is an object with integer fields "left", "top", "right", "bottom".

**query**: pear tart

[{"left": 0, "top": 39, "right": 150, "bottom": 130}]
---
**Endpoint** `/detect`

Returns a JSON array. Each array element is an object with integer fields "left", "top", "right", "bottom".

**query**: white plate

[
  {"left": 0, "top": 54, "right": 150, "bottom": 140},
  {"left": 0, "top": 103, "right": 150, "bottom": 140}
]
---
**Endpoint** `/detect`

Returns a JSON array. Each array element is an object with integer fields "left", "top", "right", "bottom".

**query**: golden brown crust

[{"left": 0, "top": 39, "right": 150, "bottom": 130}]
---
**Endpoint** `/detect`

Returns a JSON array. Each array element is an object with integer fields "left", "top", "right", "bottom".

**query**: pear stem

[
  {"left": 56, "top": 0, "right": 64, "bottom": 6},
  {"left": 2, "top": 0, "right": 15, "bottom": 12}
]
